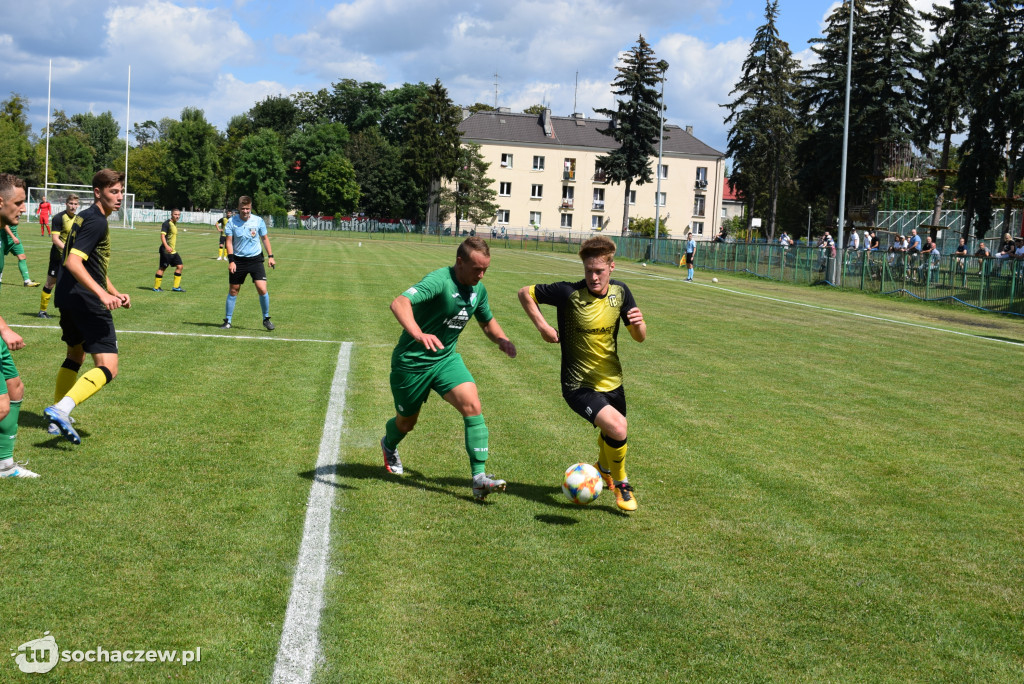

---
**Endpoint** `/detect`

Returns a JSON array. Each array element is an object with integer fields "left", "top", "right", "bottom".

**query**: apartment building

[{"left": 458, "top": 108, "right": 725, "bottom": 239}]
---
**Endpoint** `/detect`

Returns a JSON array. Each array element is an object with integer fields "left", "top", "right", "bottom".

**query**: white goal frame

[{"left": 28, "top": 184, "right": 136, "bottom": 230}]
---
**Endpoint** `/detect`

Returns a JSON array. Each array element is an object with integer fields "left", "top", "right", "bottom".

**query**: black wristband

[
  {"left": 267, "top": 254, "right": 273, "bottom": 258},
  {"left": 227, "top": 254, "right": 235, "bottom": 264}
]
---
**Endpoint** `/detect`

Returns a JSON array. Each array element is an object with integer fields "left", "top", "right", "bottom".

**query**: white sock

[
  {"left": 0, "top": 457, "right": 13, "bottom": 469},
  {"left": 55, "top": 397, "right": 76, "bottom": 414}
]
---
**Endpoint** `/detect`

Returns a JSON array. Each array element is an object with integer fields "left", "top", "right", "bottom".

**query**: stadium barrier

[{"left": 259, "top": 218, "right": 1022, "bottom": 317}]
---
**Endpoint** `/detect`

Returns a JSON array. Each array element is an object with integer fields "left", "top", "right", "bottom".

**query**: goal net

[{"left": 27, "top": 185, "right": 136, "bottom": 230}]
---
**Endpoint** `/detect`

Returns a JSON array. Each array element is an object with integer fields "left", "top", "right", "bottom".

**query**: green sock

[
  {"left": 18, "top": 259, "right": 30, "bottom": 282},
  {"left": 0, "top": 399, "right": 21, "bottom": 461},
  {"left": 464, "top": 414, "right": 489, "bottom": 476},
  {"left": 384, "top": 417, "right": 407, "bottom": 451}
]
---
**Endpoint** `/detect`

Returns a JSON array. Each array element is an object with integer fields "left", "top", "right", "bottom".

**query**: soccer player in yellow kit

[{"left": 519, "top": 236, "right": 646, "bottom": 511}]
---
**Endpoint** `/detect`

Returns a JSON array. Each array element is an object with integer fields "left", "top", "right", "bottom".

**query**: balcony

[
  {"left": 560, "top": 198, "right": 574, "bottom": 210},
  {"left": 593, "top": 171, "right": 609, "bottom": 184},
  {"left": 562, "top": 171, "right": 576, "bottom": 181},
  {"left": 694, "top": 179, "right": 708, "bottom": 191},
  {"left": 592, "top": 201, "right": 605, "bottom": 211}
]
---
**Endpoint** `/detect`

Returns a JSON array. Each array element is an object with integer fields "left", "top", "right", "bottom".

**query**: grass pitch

[{"left": 2, "top": 225, "right": 1022, "bottom": 682}]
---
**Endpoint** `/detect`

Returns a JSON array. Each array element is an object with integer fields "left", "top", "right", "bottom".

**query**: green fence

[{"left": 262, "top": 219, "right": 1024, "bottom": 317}]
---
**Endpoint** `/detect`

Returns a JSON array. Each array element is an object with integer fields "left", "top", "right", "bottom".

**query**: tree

[
  {"left": 593, "top": 35, "right": 668, "bottom": 234},
  {"left": 523, "top": 104, "right": 546, "bottom": 116},
  {"left": 309, "top": 153, "right": 361, "bottom": 216},
  {"left": 38, "top": 130, "right": 94, "bottom": 185},
  {"left": 441, "top": 143, "right": 499, "bottom": 233},
  {"left": 248, "top": 95, "right": 299, "bottom": 139},
  {"left": 403, "top": 80, "right": 462, "bottom": 225},
  {"left": 163, "top": 107, "right": 221, "bottom": 209},
  {"left": 231, "top": 128, "right": 287, "bottom": 214},
  {"left": 285, "top": 122, "right": 350, "bottom": 214},
  {"left": 0, "top": 93, "right": 34, "bottom": 177},
  {"left": 115, "top": 142, "right": 167, "bottom": 203},
  {"left": 467, "top": 102, "right": 496, "bottom": 113},
  {"left": 628, "top": 216, "right": 669, "bottom": 237},
  {"left": 132, "top": 120, "right": 161, "bottom": 146},
  {"left": 71, "top": 111, "right": 121, "bottom": 168},
  {"left": 345, "top": 127, "right": 416, "bottom": 218},
  {"left": 722, "top": 0, "right": 800, "bottom": 240}
]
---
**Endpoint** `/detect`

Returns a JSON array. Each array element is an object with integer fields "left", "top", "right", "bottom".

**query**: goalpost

[{"left": 27, "top": 185, "right": 136, "bottom": 230}]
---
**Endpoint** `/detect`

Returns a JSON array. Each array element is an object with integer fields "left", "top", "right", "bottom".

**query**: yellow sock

[
  {"left": 219, "top": 247, "right": 226, "bottom": 258},
  {"left": 173, "top": 275, "right": 182, "bottom": 289},
  {"left": 40, "top": 290, "right": 52, "bottom": 312},
  {"left": 154, "top": 276, "right": 163, "bottom": 290},
  {"left": 597, "top": 433, "right": 611, "bottom": 472},
  {"left": 605, "top": 439, "right": 628, "bottom": 482},
  {"left": 66, "top": 368, "right": 109, "bottom": 406},
  {"left": 55, "top": 367, "right": 78, "bottom": 403}
]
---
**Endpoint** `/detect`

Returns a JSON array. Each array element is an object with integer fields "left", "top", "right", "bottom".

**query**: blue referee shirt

[{"left": 226, "top": 215, "right": 267, "bottom": 257}]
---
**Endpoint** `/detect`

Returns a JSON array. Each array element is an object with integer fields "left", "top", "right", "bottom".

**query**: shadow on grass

[
  {"left": 20, "top": 409, "right": 89, "bottom": 448},
  {"left": 18, "top": 311, "right": 58, "bottom": 320},
  {"left": 300, "top": 462, "right": 628, "bottom": 517},
  {"left": 184, "top": 321, "right": 236, "bottom": 329}
]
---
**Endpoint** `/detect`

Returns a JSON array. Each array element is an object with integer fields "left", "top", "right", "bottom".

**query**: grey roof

[{"left": 459, "top": 110, "right": 723, "bottom": 158}]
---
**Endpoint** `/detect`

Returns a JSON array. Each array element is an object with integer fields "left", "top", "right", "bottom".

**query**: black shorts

[
  {"left": 685, "top": 252, "right": 695, "bottom": 266},
  {"left": 58, "top": 295, "right": 118, "bottom": 354},
  {"left": 229, "top": 256, "right": 267, "bottom": 285},
  {"left": 563, "top": 386, "right": 626, "bottom": 425},
  {"left": 159, "top": 249, "right": 183, "bottom": 270},
  {"left": 219, "top": 235, "right": 227, "bottom": 246},
  {"left": 48, "top": 247, "right": 62, "bottom": 279}
]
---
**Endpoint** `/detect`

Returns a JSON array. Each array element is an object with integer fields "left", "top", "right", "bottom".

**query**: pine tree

[
  {"left": 723, "top": 0, "right": 800, "bottom": 240},
  {"left": 593, "top": 35, "right": 668, "bottom": 235},
  {"left": 403, "top": 80, "right": 462, "bottom": 226},
  {"left": 441, "top": 143, "right": 499, "bottom": 233}
]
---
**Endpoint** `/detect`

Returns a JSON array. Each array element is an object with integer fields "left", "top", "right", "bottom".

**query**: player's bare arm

[
  {"left": 262, "top": 235, "right": 275, "bottom": 269},
  {"left": 390, "top": 295, "right": 443, "bottom": 351},
  {"left": 0, "top": 315, "right": 24, "bottom": 351},
  {"left": 626, "top": 306, "right": 646, "bottom": 342},
  {"left": 64, "top": 254, "right": 122, "bottom": 310},
  {"left": 226, "top": 235, "right": 236, "bottom": 273},
  {"left": 3, "top": 224, "right": 18, "bottom": 245},
  {"left": 161, "top": 232, "right": 172, "bottom": 252},
  {"left": 478, "top": 317, "right": 517, "bottom": 358},
  {"left": 106, "top": 276, "right": 130, "bottom": 309},
  {"left": 517, "top": 286, "right": 559, "bottom": 343}
]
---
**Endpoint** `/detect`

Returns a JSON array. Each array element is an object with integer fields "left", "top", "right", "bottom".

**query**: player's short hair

[
  {"left": 579, "top": 236, "right": 616, "bottom": 263},
  {"left": 66, "top": 193, "right": 79, "bottom": 203},
  {"left": 0, "top": 173, "right": 26, "bottom": 199},
  {"left": 171, "top": 208, "right": 181, "bottom": 213},
  {"left": 457, "top": 236, "right": 490, "bottom": 261},
  {"left": 92, "top": 169, "right": 125, "bottom": 190},
  {"left": 238, "top": 196, "right": 253, "bottom": 208}
]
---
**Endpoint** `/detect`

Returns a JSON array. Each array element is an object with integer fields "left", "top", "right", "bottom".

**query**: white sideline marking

[
  {"left": 272, "top": 341, "right": 352, "bottom": 684},
  {"left": 11, "top": 324, "right": 341, "bottom": 344}
]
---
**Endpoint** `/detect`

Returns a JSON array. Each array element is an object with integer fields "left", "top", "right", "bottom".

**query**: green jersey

[{"left": 391, "top": 266, "right": 493, "bottom": 371}]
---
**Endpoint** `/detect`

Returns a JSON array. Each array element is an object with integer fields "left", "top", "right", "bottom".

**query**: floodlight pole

[
  {"left": 835, "top": 0, "right": 855, "bottom": 285},
  {"left": 123, "top": 65, "right": 131, "bottom": 229},
  {"left": 653, "top": 67, "right": 666, "bottom": 257},
  {"left": 44, "top": 60, "right": 52, "bottom": 200}
]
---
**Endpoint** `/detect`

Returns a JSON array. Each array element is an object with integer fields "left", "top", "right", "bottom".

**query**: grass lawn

[{"left": 2, "top": 224, "right": 1022, "bottom": 682}]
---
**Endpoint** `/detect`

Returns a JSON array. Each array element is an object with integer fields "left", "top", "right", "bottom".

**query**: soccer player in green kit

[{"left": 380, "top": 237, "right": 517, "bottom": 500}]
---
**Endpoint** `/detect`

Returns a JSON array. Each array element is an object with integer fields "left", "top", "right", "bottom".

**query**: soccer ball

[
  {"left": 712, "top": 277, "right": 719, "bottom": 283},
  {"left": 562, "top": 463, "right": 603, "bottom": 505}
]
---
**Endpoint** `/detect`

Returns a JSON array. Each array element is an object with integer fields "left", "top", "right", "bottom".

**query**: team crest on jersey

[{"left": 608, "top": 293, "right": 619, "bottom": 307}]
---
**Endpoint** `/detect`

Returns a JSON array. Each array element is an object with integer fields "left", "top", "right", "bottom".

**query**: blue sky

[{"left": 0, "top": 0, "right": 937, "bottom": 157}]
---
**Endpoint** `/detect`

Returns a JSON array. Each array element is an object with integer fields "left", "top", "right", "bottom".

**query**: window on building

[
  {"left": 563, "top": 158, "right": 576, "bottom": 181},
  {"left": 629, "top": 190, "right": 636, "bottom": 205},
  {"left": 592, "top": 216, "right": 603, "bottom": 230},
  {"left": 532, "top": 155, "right": 545, "bottom": 171},
  {"left": 592, "top": 188, "right": 604, "bottom": 210},
  {"left": 693, "top": 196, "right": 705, "bottom": 217},
  {"left": 692, "top": 221, "right": 704, "bottom": 235},
  {"left": 529, "top": 211, "right": 542, "bottom": 226},
  {"left": 658, "top": 164, "right": 668, "bottom": 179},
  {"left": 561, "top": 213, "right": 573, "bottom": 228},
  {"left": 531, "top": 184, "right": 543, "bottom": 199},
  {"left": 695, "top": 166, "right": 708, "bottom": 189},
  {"left": 722, "top": 206, "right": 728, "bottom": 219},
  {"left": 497, "top": 209, "right": 510, "bottom": 224},
  {"left": 657, "top": 192, "right": 667, "bottom": 207},
  {"left": 501, "top": 153, "right": 513, "bottom": 168},
  {"left": 499, "top": 182, "right": 511, "bottom": 196},
  {"left": 561, "top": 186, "right": 574, "bottom": 208}
]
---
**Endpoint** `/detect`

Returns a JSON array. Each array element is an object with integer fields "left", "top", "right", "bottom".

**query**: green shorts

[
  {"left": 390, "top": 353, "right": 475, "bottom": 417},
  {"left": 2, "top": 230, "right": 24, "bottom": 257},
  {"left": 0, "top": 338, "right": 19, "bottom": 393}
]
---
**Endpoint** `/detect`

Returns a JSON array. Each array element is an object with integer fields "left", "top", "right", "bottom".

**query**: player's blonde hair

[{"left": 579, "top": 236, "right": 616, "bottom": 263}]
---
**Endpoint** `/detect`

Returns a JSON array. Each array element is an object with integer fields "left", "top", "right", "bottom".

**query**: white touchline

[
  {"left": 272, "top": 341, "right": 352, "bottom": 684},
  {"left": 11, "top": 325, "right": 341, "bottom": 344}
]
